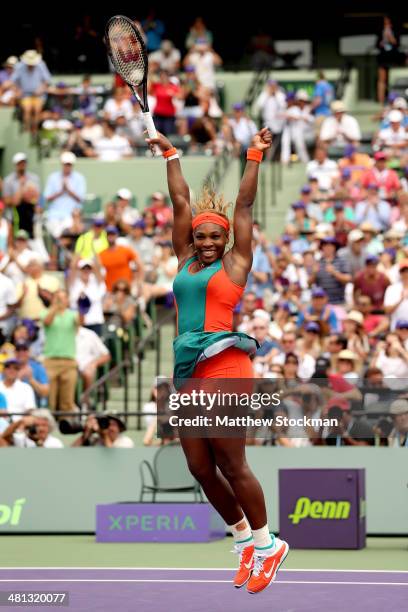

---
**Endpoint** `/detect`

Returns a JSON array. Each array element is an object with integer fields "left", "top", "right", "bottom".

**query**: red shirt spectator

[
  {"left": 353, "top": 256, "right": 390, "bottom": 309},
  {"left": 151, "top": 81, "right": 180, "bottom": 117},
  {"left": 361, "top": 153, "right": 400, "bottom": 198}
]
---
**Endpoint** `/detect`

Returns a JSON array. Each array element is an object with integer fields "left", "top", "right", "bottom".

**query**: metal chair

[{"left": 139, "top": 442, "right": 203, "bottom": 502}]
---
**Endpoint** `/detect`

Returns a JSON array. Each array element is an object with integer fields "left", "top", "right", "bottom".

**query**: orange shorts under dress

[{"left": 192, "top": 347, "right": 254, "bottom": 379}]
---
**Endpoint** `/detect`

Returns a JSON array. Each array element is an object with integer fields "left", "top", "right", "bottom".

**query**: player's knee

[
  {"left": 186, "top": 459, "right": 215, "bottom": 483},
  {"left": 217, "top": 457, "right": 247, "bottom": 482}
]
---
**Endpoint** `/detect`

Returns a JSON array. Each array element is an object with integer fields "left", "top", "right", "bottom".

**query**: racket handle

[{"left": 143, "top": 112, "right": 158, "bottom": 139}]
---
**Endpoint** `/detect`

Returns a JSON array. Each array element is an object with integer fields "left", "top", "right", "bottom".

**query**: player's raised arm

[
  {"left": 147, "top": 133, "right": 193, "bottom": 260},
  {"left": 230, "top": 128, "right": 272, "bottom": 268}
]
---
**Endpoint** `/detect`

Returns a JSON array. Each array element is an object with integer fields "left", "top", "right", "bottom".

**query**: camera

[{"left": 27, "top": 424, "right": 38, "bottom": 437}]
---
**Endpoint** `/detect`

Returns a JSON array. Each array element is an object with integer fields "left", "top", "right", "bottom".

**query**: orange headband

[{"left": 192, "top": 212, "right": 230, "bottom": 232}]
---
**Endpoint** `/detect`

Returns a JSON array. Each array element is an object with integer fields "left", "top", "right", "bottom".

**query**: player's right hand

[{"left": 146, "top": 132, "right": 173, "bottom": 153}]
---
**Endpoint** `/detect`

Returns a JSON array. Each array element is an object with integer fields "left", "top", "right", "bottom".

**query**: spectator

[
  {"left": 254, "top": 80, "right": 286, "bottom": 152},
  {"left": 342, "top": 311, "right": 369, "bottom": 362},
  {"left": 11, "top": 50, "right": 51, "bottom": 132},
  {"left": 306, "top": 147, "right": 338, "bottom": 191},
  {"left": 80, "top": 111, "right": 103, "bottom": 147},
  {"left": 143, "top": 241, "right": 178, "bottom": 302},
  {"left": 184, "top": 40, "right": 222, "bottom": 91},
  {"left": 149, "top": 40, "right": 181, "bottom": 75},
  {"left": 74, "top": 218, "right": 108, "bottom": 260},
  {"left": 353, "top": 256, "right": 390, "bottom": 310},
  {"left": 338, "top": 144, "right": 372, "bottom": 184},
  {"left": 388, "top": 400, "right": 408, "bottom": 447},
  {"left": 75, "top": 326, "right": 110, "bottom": 392},
  {"left": 320, "top": 100, "right": 361, "bottom": 146},
  {"left": 0, "top": 358, "right": 36, "bottom": 422},
  {"left": 0, "top": 270, "right": 18, "bottom": 341},
  {"left": 142, "top": 11, "right": 165, "bottom": 52},
  {"left": 0, "top": 55, "right": 17, "bottom": 86},
  {"left": 185, "top": 17, "right": 213, "bottom": 50},
  {"left": 229, "top": 103, "right": 258, "bottom": 152},
  {"left": 370, "top": 333, "right": 408, "bottom": 386},
  {"left": 15, "top": 340, "right": 49, "bottom": 407},
  {"left": 281, "top": 90, "right": 313, "bottom": 165},
  {"left": 337, "top": 229, "right": 366, "bottom": 277},
  {"left": 72, "top": 412, "right": 134, "bottom": 447},
  {"left": 103, "top": 87, "right": 133, "bottom": 121},
  {"left": 103, "top": 279, "right": 136, "bottom": 330},
  {"left": 361, "top": 151, "right": 400, "bottom": 200},
  {"left": 246, "top": 238, "right": 272, "bottom": 307},
  {"left": 310, "top": 71, "right": 334, "bottom": 120},
  {"left": 314, "top": 237, "right": 351, "bottom": 308},
  {"left": 330, "top": 202, "right": 356, "bottom": 247},
  {"left": 360, "top": 222, "right": 383, "bottom": 256},
  {"left": 325, "top": 403, "right": 374, "bottom": 446},
  {"left": 375, "top": 109, "right": 408, "bottom": 157},
  {"left": 3, "top": 152, "right": 41, "bottom": 237},
  {"left": 298, "top": 287, "right": 339, "bottom": 334},
  {"left": 336, "top": 349, "right": 360, "bottom": 380},
  {"left": 98, "top": 226, "right": 142, "bottom": 292},
  {"left": 16, "top": 256, "right": 60, "bottom": 321},
  {"left": 355, "top": 295, "right": 389, "bottom": 342},
  {"left": 395, "top": 319, "right": 408, "bottom": 349},
  {"left": 67, "top": 257, "right": 106, "bottom": 335},
  {"left": 0, "top": 201, "right": 11, "bottom": 255},
  {"left": 0, "top": 410, "right": 63, "bottom": 448},
  {"left": 92, "top": 120, "right": 133, "bottom": 161},
  {"left": 234, "top": 291, "right": 258, "bottom": 332},
  {"left": 114, "top": 188, "right": 141, "bottom": 232},
  {"left": 269, "top": 331, "right": 315, "bottom": 380},
  {"left": 44, "top": 152, "right": 86, "bottom": 238},
  {"left": 355, "top": 184, "right": 391, "bottom": 232},
  {"left": 124, "top": 220, "right": 155, "bottom": 273},
  {"left": 150, "top": 70, "right": 181, "bottom": 135},
  {"left": 376, "top": 16, "right": 403, "bottom": 104},
  {"left": 40, "top": 290, "right": 80, "bottom": 416},
  {"left": 384, "top": 259, "right": 408, "bottom": 330},
  {"left": 145, "top": 192, "right": 173, "bottom": 227},
  {"left": 252, "top": 316, "right": 278, "bottom": 376}
]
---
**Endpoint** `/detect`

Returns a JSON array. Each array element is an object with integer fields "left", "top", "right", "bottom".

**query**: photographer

[
  {"left": 0, "top": 410, "right": 63, "bottom": 448},
  {"left": 71, "top": 412, "right": 134, "bottom": 448}
]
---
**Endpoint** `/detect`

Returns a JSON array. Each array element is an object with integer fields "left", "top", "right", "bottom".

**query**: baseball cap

[
  {"left": 345, "top": 310, "right": 364, "bottom": 325},
  {"left": 311, "top": 287, "right": 327, "bottom": 298},
  {"left": 393, "top": 97, "right": 408, "bottom": 110},
  {"left": 320, "top": 236, "right": 338, "bottom": 245},
  {"left": 331, "top": 100, "right": 346, "bottom": 113},
  {"left": 296, "top": 89, "right": 309, "bottom": 102},
  {"left": 15, "top": 229, "right": 29, "bottom": 240},
  {"left": 305, "top": 321, "right": 320, "bottom": 333},
  {"left": 281, "top": 234, "right": 291, "bottom": 243},
  {"left": 344, "top": 144, "right": 356, "bottom": 158},
  {"left": 232, "top": 102, "right": 245, "bottom": 111},
  {"left": 92, "top": 218, "right": 105, "bottom": 226},
  {"left": 374, "top": 151, "right": 387, "bottom": 161},
  {"left": 395, "top": 320, "right": 408, "bottom": 330},
  {"left": 300, "top": 185, "right": 311, "bottom": 194},
  {"left": 338, "top": 349, "right": 358, "bottom": 361},
  {"left": 341, "top": 167, "right": 352, "bottom": 179},
  {"left": 326, "top": 397, "right": 351, "bottom": 411},
  {"left": 292, "top": 201, "right": 306, "bottom": 210},
  {"left": 78, "top": 259, "right": 93, "bottom": 269},
  {"left": 117, "top": 188, "right": 132, "bottom": 200},
  {"left": 390, "top": 399, "right": 408, "bottom": 415},
  {"left": 365, "top": 255, "right": 379, "bottom": 265},
  {"left": 151, "top": 191, "right": 165, "bottom": 201},
  {"left": 132, "top": 219, "right": 146, "bottom": 229},
  {"left": 4, "top": 358, "right": 21, "bottom": 368},
  {"left": 60, "top": 151, "right": 76, "bottom": 165},
  {"left": 12, "top": 152, "right": 27, "bottom": 164},
  {"left": 106, "top": 225, "right": 119, "bottom": 234},
  {"left": 389, "top": 109, "right": 403, "bottom": 123},
  {"left": 348, "top": 229, "right": 364, "bottom": 243}
]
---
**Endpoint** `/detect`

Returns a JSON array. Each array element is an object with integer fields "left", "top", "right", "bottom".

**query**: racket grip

[{"left": 143, "top": 112, "right": 158, "bottom": 139}]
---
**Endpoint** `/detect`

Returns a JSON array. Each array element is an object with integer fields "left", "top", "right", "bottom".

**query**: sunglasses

[{"left": 253, "top": 326, "right": 267, "bottom": 330}]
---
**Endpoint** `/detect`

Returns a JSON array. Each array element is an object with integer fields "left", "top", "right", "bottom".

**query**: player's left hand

[{"left": 251, "top": 127, "right": 272, "bottom": 151}]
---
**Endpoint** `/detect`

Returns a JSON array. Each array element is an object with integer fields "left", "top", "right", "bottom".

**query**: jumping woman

[{"left": 147, "top": 128, "right": 289, "bottom": 594}]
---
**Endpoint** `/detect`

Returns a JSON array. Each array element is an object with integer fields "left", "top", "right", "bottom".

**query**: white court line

[
  {"left": 0, "top": 579, "right": 406, "bottom": 586},
  {"left": 1, "top": 567, "right": 407, "bottom": 574}
]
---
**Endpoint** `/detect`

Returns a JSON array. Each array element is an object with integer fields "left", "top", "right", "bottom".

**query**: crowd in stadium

[{"left": 0, "top": 15, "right": 407, "bottom": 449}]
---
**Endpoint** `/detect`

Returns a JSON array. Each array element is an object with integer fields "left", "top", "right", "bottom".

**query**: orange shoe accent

[
  {"left": 233, "top": 544, "right": 254, "bottom": 588},
  {"left": 247, "top": 539, "right": 289, "bottom": 594}
]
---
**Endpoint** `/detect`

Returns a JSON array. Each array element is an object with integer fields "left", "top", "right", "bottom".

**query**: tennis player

[{"left": 147, "top": 128, "right": 289, "bottom": 594}]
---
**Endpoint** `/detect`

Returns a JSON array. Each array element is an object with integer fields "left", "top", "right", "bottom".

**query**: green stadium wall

[{"left": 0, "top": 448, "right": 405, "bottom": 534}]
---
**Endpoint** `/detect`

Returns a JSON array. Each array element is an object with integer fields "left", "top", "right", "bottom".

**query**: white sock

[
  {"left": 252, "top": 525, "right": 275, "bottom": 552},
  {"left": 228, "top": 518, "right": 253, "bottom": 545}
]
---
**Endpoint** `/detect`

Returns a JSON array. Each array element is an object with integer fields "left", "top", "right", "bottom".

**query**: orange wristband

[
  {"left": 246, "top": 148, "right": 263, "bottom": 163},
  {"left": 163, "top": 147, "right": 177, "bottom": 159}
]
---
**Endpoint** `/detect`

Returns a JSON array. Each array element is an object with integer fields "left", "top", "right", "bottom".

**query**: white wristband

[{"left": 166, "top": 154, "right": 180, "bottom": 162}]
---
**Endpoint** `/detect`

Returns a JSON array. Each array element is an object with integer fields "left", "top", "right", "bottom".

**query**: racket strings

[{"left": 107, "top": 17, "right": 146, "bottom": 86}]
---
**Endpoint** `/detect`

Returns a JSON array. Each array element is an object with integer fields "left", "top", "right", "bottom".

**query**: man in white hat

[
  {"left": 3, "top": 152, "right": 40, "bottom": 237},
  {"left": 115, "top": 188, "right": 140, "bottom": 232},
  {"left": 43, "top": 152, "right": 86, "bottom": 238},
  {"left": 319, "top": 100, "right": 361, "bottom": 146},
  {"left": 11, "top": 50, "right": 51, "bottom": 132},
  {"left": 389, "top": 399, "right": 408, "bottom": 447},
  {"left": 376, "top": 109, "right": 408, "bottom": 156}
]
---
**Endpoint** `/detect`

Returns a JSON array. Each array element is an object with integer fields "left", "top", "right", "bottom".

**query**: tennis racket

[{"left": 105, "top": 15, "right": 158, "bottom": 146}]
